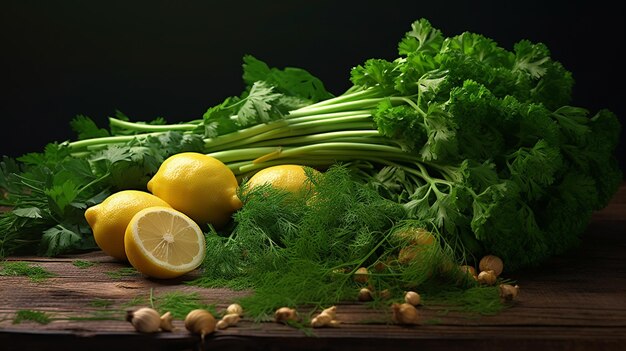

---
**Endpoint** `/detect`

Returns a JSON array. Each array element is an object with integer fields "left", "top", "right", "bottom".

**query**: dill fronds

[
  {"left": 152, "top": 291, "right": 216, "bottom": 319},
  {"left": 0, "top": 261, "right": 55, "bottom": 282},
  {"left": 192, "top": 165, "right": 510, "bottom": 319},
  {"left": 423, "top": 284, "right": 506, "bottom": 316},
  {"left": 120, "top": 289, "right": 216, "bottom": 319},
  {"left": 13, "top": 310, "right": 52, "bottom": 324},
  {"left": 88, "top": 298, "right": 114, "bottom": 308},
  {"left": 72, "top": 260, "right": 97, "bottom": 269}
]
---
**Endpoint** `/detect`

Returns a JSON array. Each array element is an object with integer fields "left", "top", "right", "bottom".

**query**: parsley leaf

[
  {"left": 70, "top": 115, "right": 110, "bottom": 140},
  {"left": 243, "top": 55, "right": 333, "bottom": 102},
  {"left": 236, "top": 81, "right": 284, "bottom": 126}
]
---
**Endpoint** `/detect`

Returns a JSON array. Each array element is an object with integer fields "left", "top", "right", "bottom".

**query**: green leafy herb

[
  {"left": 0, "top": 261, "right": 55, "bottom": 282},
  {"left": 194, "top": 165, "right": 474, "bottom": 318},
  {"left": 423, "top": 284, "right": 506, "bottom": 316},
  {"left": 72, "top": 260, "right": 97, "bottom": 269},
  {"left": 0, "top": 128, "right": 205, "bottom": 257},
  {"left": 243, "top": 55, "right": 334, "bottom": 102},
  {"left": 0, "top": 18, "right": 620, "bottom": 319},
  {"left": 88, "top": 298, "right": 114, "bottom": 308},
  {"left": 152, "top": 291, "right": 216, "bottom": 319},
  {"left": 116, "top": 289, "right": 216, "bottom": 319},
  {"left": 13, "top": 310, "right": 52, "bottom": 324}
]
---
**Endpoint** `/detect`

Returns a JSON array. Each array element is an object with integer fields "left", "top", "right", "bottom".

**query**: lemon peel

[
  {"left": 84, "top": 190, "right": 171, "bottom": 261},
  {"left": 147, "top": 152, "right": 241, "bottom": 228}
]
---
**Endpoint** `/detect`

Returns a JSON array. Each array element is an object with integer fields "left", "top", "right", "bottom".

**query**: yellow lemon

[
  {"left": 124, "top": 206, "right": 206, "bottom": 279},
  {"left": 147, "top": 153, "right": 242, "bottom": 229},
  {"left": 246, "top": 164, "right": 320, "bottom": 193},
  {"left": 84, "top": 190, "right": 172, "bottom": 261}
]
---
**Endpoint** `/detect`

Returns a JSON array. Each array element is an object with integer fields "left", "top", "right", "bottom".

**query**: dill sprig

[
  {"left": 0, "top": 261, "right": 55, "bottom": 282},
  {"left": 152, "top": 290, "right": 216, "bottom": 319},
  {"left": 193, "top": 164, "right": 510, "bottom": 319},
  {"left": 120, "top": 289, "right": 216, "bottom": 320},
  {"left": 193, "top": 165, "right": 408, "bottom": 317},
  {"left": 88, "top": 298, "right": 114, "bottom": 308},
  {"left": 72, "top": 260, "right": 97, "bottom": 269},
  {"left": 13, "top": 310, "right": 52, "bottom": 324},
  {"left": 105, "top": 267, "right": 139, "bottom": 279},
  {"left": 423, "top": 284, "right": 506, "bottom": 316}
]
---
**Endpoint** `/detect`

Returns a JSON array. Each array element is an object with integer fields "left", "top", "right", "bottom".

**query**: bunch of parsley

[{"left": 0, "top": 131, "right": 205, "bottom": 257}]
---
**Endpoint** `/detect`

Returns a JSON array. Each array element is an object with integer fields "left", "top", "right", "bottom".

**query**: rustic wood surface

[{"left": 1, "top": 184, "right": 625, "bottom": 351}]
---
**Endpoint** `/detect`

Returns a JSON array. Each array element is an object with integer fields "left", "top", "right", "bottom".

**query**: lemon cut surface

[{"left": 124, "top": 206, "right": 206, "bottom": 279}]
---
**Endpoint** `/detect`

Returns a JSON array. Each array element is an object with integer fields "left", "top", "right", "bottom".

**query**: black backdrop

[{"left": 1, "top": 0, "right": 624, "bottom": 172}]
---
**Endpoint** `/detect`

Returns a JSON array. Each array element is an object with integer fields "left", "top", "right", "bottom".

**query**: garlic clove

[
  {"left": 499, "top": 284, "right": 520, "bottom": 301},
  {"left": 274, "top": 307, "right": 299, "bottom": 323},
  {"left": 159, "top": 311, "right": 175, "bottom": 332},
  {"left": 216, "top": 319, "right": 229, "bottom": 330},
  {"left": 310, "top": 312, "right": 333, "bottom": 328},
  {"left": 328, "top": 320, "right": 341, "bottom": 327},
  {"left": 353, "top": 267, "right": 369, "bottom": 283},
  {"left": 221, "top": 313, "right": 241, "bottom": 326},
  {"left": 320, "top": 306, "right": 337, "bottom": 320},
  {"left": 391, "top": 303, "right": 420, "bottom": 325},
  {"left": 404, "top": 291, "right": 421, "bottom": 306},
  {"left": 477, "top": 270, "right": 498, "bottom": 285},
  {"left": 225, "top": 303, "right": 243, "bottom": 316},
  {"left": 126, "top": 307, "right": 161, "bottom": 333},
  {"left": 479, "top": 255, "right": 504, "bottom": 277},
  {"left": 357, "top": 287, "right": 373, "bottom": 301},
  {"left": 185, "top": 309, "right": 217, "bottom": 340}
]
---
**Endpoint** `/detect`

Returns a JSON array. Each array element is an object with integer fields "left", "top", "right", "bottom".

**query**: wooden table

[{"left": 1, "top": 184, "right": 625, "bottom": 351}]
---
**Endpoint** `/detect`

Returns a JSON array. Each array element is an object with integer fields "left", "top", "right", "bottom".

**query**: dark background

[{"left": 1, "top": 0, "right": 624, "bottom": 173}]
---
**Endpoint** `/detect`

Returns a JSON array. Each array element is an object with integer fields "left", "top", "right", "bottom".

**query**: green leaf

[
  {"left": 513, "top": 40, "right": 551, "bottom": 79},
  {"left": 39, "top": 224, "right": 82, "bottom": 256},
  {"left": 243, "top": 55, "right": 333, "bottom": 102},
  {"left": 398, "top": 18, "right": 443, "bottom": 55},
  {"left": 13, "top": 207, "right": 43, "bottom": 219},
  {"left": 443, "top": 32, "right": 512, "bottom": 67},
  {"left": 236, "top": 81, "right": 284, "bottom": 126},
  {"left": 90, "top": 145, "right": 132, "bottom": 165},
  {"left": 202, "top": 96, "right": 241, "bottom": 138},
  {"left": 350, "top": 59, "right": 399, "bottom": 90},
  {"left": 420, "top": 103, "right": 458, "bottom": 161},
  {"left": 0, "top": 156, "right": 21, "bottom": 194},
  {"left": 70, "top": 115, "right": 110, "bottom": 140},
  {"left": 45, "top": 181, "right": 79, "bottom": 215}
]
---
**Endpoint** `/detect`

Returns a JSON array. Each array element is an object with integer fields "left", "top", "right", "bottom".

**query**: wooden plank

[{"left": 1, "top": 183, "right": 625, "bottom": 351}]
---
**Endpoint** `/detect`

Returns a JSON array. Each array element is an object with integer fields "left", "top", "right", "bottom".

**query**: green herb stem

[
  {"left": 294, "top": 87, "right": 385, "bottom": 111},
  {"left": 203, "top": 120, "right": 290, "bottom": 150},
  {"left": 287, "top": 97, "right": 404, "bottom": 118},
  {"left": 247, "top": 130, "right": 393, "bottom": 147},
  {"left": 108, "top": 117, "right": 199, "bottom": 132},
  {"left": 67, "top": 133, "right": 162, "bottom": 151}
]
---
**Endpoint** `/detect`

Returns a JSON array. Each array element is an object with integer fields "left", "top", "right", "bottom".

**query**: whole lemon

[
  {"left": 246, "top": 164, "right": 320, "bottom": 193},
  {"left": 84, "top": 190, "right": 172, "bottom": 261},
  {"left": 147, "top": 152, "right": 242, "bottom": 228}
]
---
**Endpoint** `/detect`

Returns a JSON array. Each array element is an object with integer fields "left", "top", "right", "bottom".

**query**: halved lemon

[{"left": 124, "top": 206, "right": 206, "bottom": 279}]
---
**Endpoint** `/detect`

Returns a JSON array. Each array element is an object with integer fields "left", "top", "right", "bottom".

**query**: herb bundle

[{"left": 0, "top": 18, "right": 621, "bottom": 307}]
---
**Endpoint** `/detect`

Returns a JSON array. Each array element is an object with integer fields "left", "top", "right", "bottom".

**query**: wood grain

[{"left": 1, "top": 184, "right": 625, "bottom": 351}]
